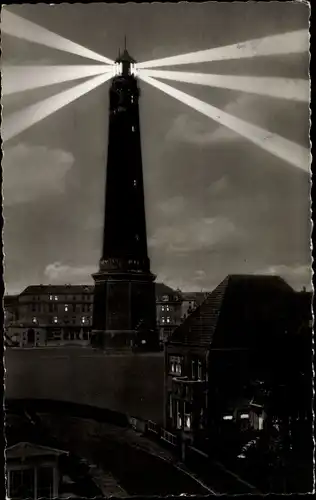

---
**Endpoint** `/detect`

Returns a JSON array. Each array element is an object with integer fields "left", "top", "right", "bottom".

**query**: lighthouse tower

[{"left": 92, "top": 45, "right": 157, "bottom": 350}]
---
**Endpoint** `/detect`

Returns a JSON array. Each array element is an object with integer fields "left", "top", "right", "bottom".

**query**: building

[
  {"left": 156, "top": 284, "right": 182, "bottom": 343},
  {"left": 6, "top": 442, "right": 68, "bottom": 500},
  {"left": 164, "top": 274, "right": 312, "bottom": 455},
  {"left": 4, "top": 285, "right": 94, "bottom": 347},
  {"left": 180, "top": 292, "right": 208, "bottom": 322},
  {"left": 92, "top": 47, "right": 157, "bottom": 350},
  {"left": 4, "top": 283, "right": 187, "bottom": 347}
]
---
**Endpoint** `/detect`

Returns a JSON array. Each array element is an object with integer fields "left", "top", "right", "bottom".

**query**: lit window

[
  {"left": 240, "top": 413, "right": 249, "bottom": 420},
  {"left": 81, "top": 316, "right": 86, "bottom": 324},
  {"left": 166, "top": 306, "right": 170, "bottom": 311},
  {"left": 184, "top": 414, "right": 191, "bottom": 430},
  {"left": 53, "top": 317, "right": 58, "bottom": 324},
  {"left": 166, "top": 317, "right": 171, "bottom": 323},
  {"left": 54, "top": 295, "right": 58, "bottom": 301},
  {"left": 49, "top": 295, "right": 53, "bottom": 301},
  {"left": 161, "top": 306, "right": 165, "bottom": 311},
  {"left": 132, "top": 125, "right": 135, "bottom": 131},
  {"left": 32, "top": 317, "right": 37, "bottom": 324},
  {"left": 197, "top": 360, "right": 202, "bottom": 380},
  {"left": 65, "top": 304, "right": 69, "bottom": 312},
  {"left": 177, "top": 413, "right": 182, "bottom": 429},
  {"left": 162, "top": 318, "right": 165, "bottom": 323},
  {"left": 223, "top": 415, "right": 233, "bottom": 421},
  {"left": 258, "top": 416, "right": 264, "bottom": 430},
  {"left": 133, "top": 179, "right": 137, "bottom": 187},
  {"left": 135, "top": 234, "right": 139, "bottom": 241}
]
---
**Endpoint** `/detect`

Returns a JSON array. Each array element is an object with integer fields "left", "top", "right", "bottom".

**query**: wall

[{"left": 5, "top": 348, "right": 165, "bottom": 423}]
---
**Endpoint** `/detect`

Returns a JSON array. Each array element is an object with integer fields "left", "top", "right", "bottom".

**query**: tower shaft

[{"left": 92, "top": 50, "right": 157, "bottom": 350}]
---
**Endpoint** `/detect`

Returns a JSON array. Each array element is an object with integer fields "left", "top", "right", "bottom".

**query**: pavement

[{"left": 37, "top": 413, "right": 214, "bottom": 496}]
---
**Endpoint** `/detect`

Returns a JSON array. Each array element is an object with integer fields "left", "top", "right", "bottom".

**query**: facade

[
  {"left": 4, "top": 285, "right": 93, "bottom": 347},
  {"left": 92, "top": 48, "right": 157, "bottom": 350},
  {"left": 180, "top": 292, "right": 208, "bottom": 322},
  {"left": 4, "top": 283, "right": 187, "bottom": 347},
  {"left": 156, "top": 283, "right": 183, "bottom": 343},
  {"left": 164, "top": 275, "right": 312, "bottom": 454},
  {"left": 6, "top": 442, "right": 68, "bottom": 500}
]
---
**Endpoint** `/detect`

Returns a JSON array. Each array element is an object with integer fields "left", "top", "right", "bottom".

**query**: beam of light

[
  {"left": 137, "top": 30, "right": 309, "bottom": 69},
  {"left": 2, "top": 65, "right": 114, "bottom": 95},
  {"left": 139, "top": 75, "right": 310, "bottom": 172},
  {"left": 2, "top": 72, "right": 113, "bottom": 142},
  {"left": 138, "top": 69, "right": 309, "bottom": 103},
  {"left": 1, "top": 8, "right": 114, "bottom": 65}
]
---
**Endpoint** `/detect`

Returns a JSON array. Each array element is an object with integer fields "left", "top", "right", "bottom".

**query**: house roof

[
  {"left": 20, "top": 284, "right": 94, "bottom": 295},
  {"left": 6, "top": 442, "right": 68, "bottom": 459},
  {"left": 169, "top": 274, "right": 295, "bottom": 348},
  {"left": 19, "top": 282, "right": 181, "bottom": 299},
  {"left": 3, "top": 294, "right": 19, "bottom": 307}
]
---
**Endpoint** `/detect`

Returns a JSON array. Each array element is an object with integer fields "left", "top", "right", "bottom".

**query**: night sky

[{"left": 2, "top": 2, "right": 311, "bottom": 295}]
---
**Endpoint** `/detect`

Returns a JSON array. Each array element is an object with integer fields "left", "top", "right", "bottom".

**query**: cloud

[
  {"left": 44, "top": 262, "right": 96, "bottom": 284},
  {"left": 3, "top": 143, "right": 74, "bottom": 206},
  {"left": 255, "top": 263, "right": 312, "bottom": 290},
  {"left": 157, "top": 195, "right": 186, "bottom": 216},
  {"left": 149, "top": 216, "right": 238, "bottom": 254}
]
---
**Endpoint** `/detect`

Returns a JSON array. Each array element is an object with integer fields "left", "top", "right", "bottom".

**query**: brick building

[
  {"left": 4, "top": 282, "right": 189, "bottom": 347},
  {"left": 164, "top": 274, "right": 312, "bottom": 455}
]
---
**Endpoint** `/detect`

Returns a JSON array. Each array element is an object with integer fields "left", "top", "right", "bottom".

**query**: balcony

[{"left": 171, "top": 376, "right": 207, "bottom": 401}]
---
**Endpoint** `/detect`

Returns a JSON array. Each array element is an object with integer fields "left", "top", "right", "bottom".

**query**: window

[
  {"left": 32, "top": 317, "right": 37, "bottom": 324},
  {"left": 184, "top": 413, "right": 192, "bottom": 430},
  {"left": 133, "top": 179, "right": 137, "bottom": 186},
  {"left": 64, "top": 304, "right": 69, "bottom": 312},
  {"left": 54, "top": 295, "right": 58, "bottom": 301},
  {"left": 49, "top": 295, "right": 53, "bottom": 301},
  {"left": 132, "top": 124, "right": 135, "bottom": 131},
  {"left": 37, "top": 466, "right": 54, "bottom": 499},
  {"left": 72, "top": 304, "right": 76, "bottom": 313},
  {"left": 169, "top": 394, "right": 173, "bottom": 419},
  {"left": 166, "top": 306, "right": 170, "bottom": 312},
  {"left": 170, "top": 356, "right": 182, "bottom": 375},
  {"left": 81, "top": 316, "right": 86, "bottom": 324},
  {"left": 9, "top": 468, "right": 35, "bottom": 500},
  {"left": 166, "top": 317, "right": 171, "bottom": 323},
  {"left": 223, "top": 415, "right": 233, "bottom": 421},
  {"left": 197, "top": 360, "right": 203, "bottom": 380},
  {"left": 161, "top": 318, "right": 165, "bottom": 323},
  {"left": 161, "top": 306, "right": 165, "bottom": 311},
  {"left": 53, "top": 317, "right": 58, "bottom": 324},
  {"left": 31, "top": 303, "right": 36, "bottom": 312},
  {"left": 191, "top": 360, "right": 196, "bottom": 379},
  {"left": 240, "top": 413, "right": 249, "bottom": 420},
  {"left": 73, "top": 296, "right": 76, "bottom": 301},
  {"left": 49, "top": 304, "right": 53, "bottom": 313},
  {"left": 258, "top": 416, "right": 264, "bottom": 430}
]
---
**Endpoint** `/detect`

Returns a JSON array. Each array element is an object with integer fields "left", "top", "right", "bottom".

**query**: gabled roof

[
  {"left": 20, "top": 284, "right": 94, "bottom": 295},
  {"left": 170, "top": 276, "right": 229, "bottom": 346},
  {"left": 6, "top": 442, "right": 68, "bottom": 459},
  {"left": 169, "top": 274, "right": 295, "bottom": 348}
]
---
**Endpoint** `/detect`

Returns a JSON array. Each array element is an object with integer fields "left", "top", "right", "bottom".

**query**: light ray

[
  {"left": 139, "top": 75, "right": 310, "bottom": 172},
  {"left": 1, "top": 8, "right": 114, "bottom": 65},
  {"left": 139, "top": 69, "right": 309, "bottom": 103},
  {"left": 137, "top": 30, "right": 308, "bottom": 69},
  {"left": 2, "top": 72, "right": 113, "bottom": 142},
  {"left": 2, "top": 65, "right": 114, "bottom": 96}
]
